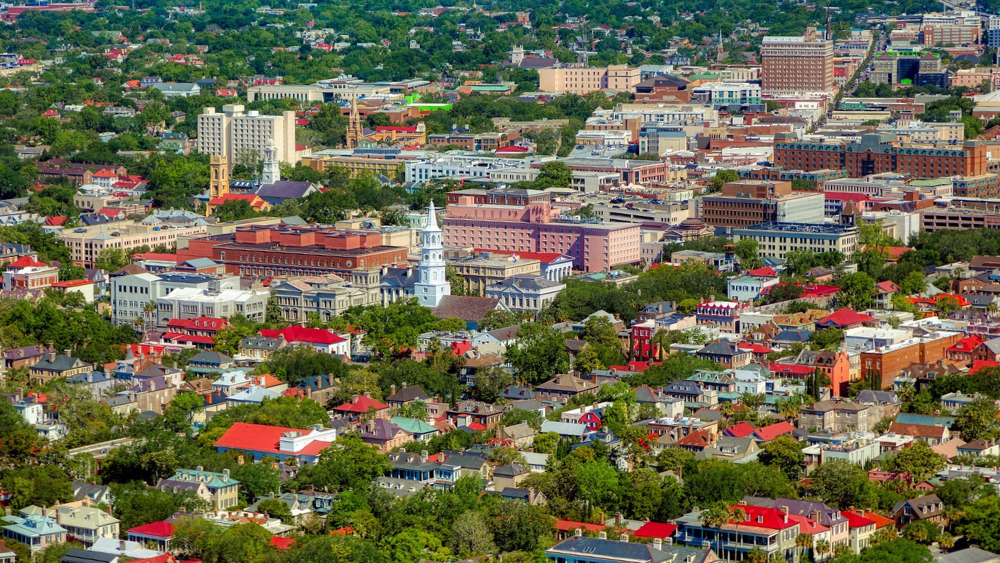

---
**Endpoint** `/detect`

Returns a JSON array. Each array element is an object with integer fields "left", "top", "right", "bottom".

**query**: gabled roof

[
  {"left": 333, "top": 395, "right": 388, "bottom": 413},
  {"left": 724, "top": 421, "right": 757, "bottom": 438},
  {"left": 754, "top": 421, "right": 795, "bottom": 441},
  {"left": 431, "top": 295, "right": 501, "bottom": 323},
  {"left": 127, "top": 521, "right": 174, "bottom": 538},
  {"left": 817, "top": 308, "right": 876, "bottom": 328},
  {"left": 386, "top": 384, "right": 430, "bottom": 404},
  {"left": 260, "top": 326, "right": 346, "bottom": 345}
]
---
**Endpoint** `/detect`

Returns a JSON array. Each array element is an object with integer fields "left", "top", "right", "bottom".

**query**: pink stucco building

[{"left": 443, "top": 189, "right": 640, "bottom": 272}]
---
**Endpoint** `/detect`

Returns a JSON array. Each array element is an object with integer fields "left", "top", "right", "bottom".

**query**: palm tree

[
  {"left": 747, "top": 547, "right": 768, "bottom": 563},
  {"left": 815, "top": 539, "right": 830, "bottom": 560},
  {"left": 938, "top": 532, "right": 955, "bottom": 550},
  {"left": 795, "top": 533, "right": 813, "bottom": 561}
]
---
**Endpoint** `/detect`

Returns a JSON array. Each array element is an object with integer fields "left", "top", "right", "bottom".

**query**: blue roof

[{"left": 895, "top": 413, "right": 955, "bottom": 427}]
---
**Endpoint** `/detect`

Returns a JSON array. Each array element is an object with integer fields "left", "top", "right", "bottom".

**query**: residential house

[
  {"left": 188, "top": 350, "right": 235, "bottom": 375},
  {"left": 887, "top": 422, "right": 951, "bottom": 446},
  {"left": 546, "top": 536, "right": 718, "bottom": 563},
  {"left": 496, "top": 422, "right": 537, "bottom": 448},
  {"left": 390, "top": 417, "right": 439, "bottom": 441},
  {"left": 332, "top": 394, "right": 390, "bottom": 421},
  {"left": 534, "top": 373, "right": 599, "bottom": 403},
  {"left": 29, "top": 351, "right": 93, "bottom": 385},
  {"left": 745, "top": 498, "right": 850, "bottom": 554},
  {"left": 358, "top": 419, "right": 413, "bottom": 453},
  {"left": 385, "top": 384, "right": 431, "bottom": 409},
  {"left": 157, "top": 468, "right": 239, "bottom": 510},
  {"left": 50, "top": 505, "right": 120, "bottom": 547},
  {"left": 695, "top": 341, "right": 752, "bottom": 369},
  {"left": 695, "top": 435, "right": 759, "bottom": 462},
  {"left": 842, "top": 509, "right": 894, "bottom": 554},
  {"left": 892, "top": 495, "right": 946, "bottom": 529},
  {"left": 940, "top": 392, "right": 981, "bottom": 415},
  {"left": 213, "top": 422, "right": 339, "bottom": 464},
  {"left": 492, "top": 462, "right": 530, "bottom": 491},
  {"left": 2, "top": 511, "right": 67, "bottom": 551},
  {"left": 675, "top": 505, "right": 799, "bottom": 563},
  {"left": 798, "top": 401, "right": 876, "bottom": 433},
  {"left": 288, "top": 373, "right": 339, "bottom": 406},
  {"left": 447, "top": 400, "right": 507, "bottom": 430}
]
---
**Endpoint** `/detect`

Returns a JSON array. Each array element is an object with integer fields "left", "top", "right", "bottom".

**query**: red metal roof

[
  {"left": 260, "top": 326, "right": 346, "bottom": 345},
  {"left": 134, "top": 252, "right": 180, "bottom": 262},
  {"left": 769, "top": 363, "right": 813, "bottom": 376},
  {"left": 269, "top": 537, "right": 294, "bottom": 550},
  {"left": 332, "top": 395, "right": 388, "bottom": 413},
  {"left": 554, "top": 520, "right": 606, "bottom": 532},
  {"left": 52, "top": 279, "right": 94, "bottom": 288},
  {"left": 727, "top": 505, "right": 798, "bottom": 530},
  {"left": 166, "top": 317, "right": 228, "bottom": 331},
  {"left": 7, "top": 256, "right": 48, "bottom": 268},
  {"left": 725, "top": 421, "right": 757, "bottom": 438},
  {"left": 128, "top": 522, "right": 174, "bottom": 538},
  {"left": 738, "top": 343, "right": 773, "bottom": 354},
  {"left": 214, "top": 422, "right": 327, "bottom": 456},
  {"left": 632, "top": 522, "right": 677, "bottom": 539},
  {"left": 843, "top": 509, "right": 893, "bottom": 529},
  {"left": 754, "top": 421, "right": 795, "bottom": 442},
  {"left": 949, "top": 335, "right": 984, "bottom": 353},
  {"left": 817, "top": 308, "right": 876, "bottom": 328},
  {"left": 971, "top": 360, "right": 1000, "bottom": 374},
  {"left": 746, "top": 267, "right": 777, "bottom": 277}
]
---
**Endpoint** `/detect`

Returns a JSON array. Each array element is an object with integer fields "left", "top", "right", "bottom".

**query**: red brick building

[
  {"left": 178, "top": 225, "right": 408, "bottom": 280},
  {"left": 773, "top": 134, "right": 987, "bottom": 179},
  {"left": 860, "top": 332, "right": 964, "bottom": 388}
]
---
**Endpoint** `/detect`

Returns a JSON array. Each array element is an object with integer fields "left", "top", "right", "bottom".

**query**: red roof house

[
  {"left": 259, "top": 326, "right": 348, "bottom": 354},
  {"left": 632, "top": 522, "right": 678, "bottom": 539},
  {"left": 332, "top": 395, "right": 389, "bottom": 419},
  {"left": 753, "top": 421, "right": 795, "bottom": 442},
  {"left": 213, "top": 421, "right": 337, "bottom": 463},
  {"left": 816, "top": 308, "right": 877, "bottom": 330}
]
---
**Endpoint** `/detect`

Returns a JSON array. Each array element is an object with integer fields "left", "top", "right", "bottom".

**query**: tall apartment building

[
  {"left": 538, "top": 65, "right": 641, "bottom": 95},
  {"left": 773, "top": 134, "right": 988, "bottom": 179},
  {"left": 761, "top": 27, "right": 834, "bottom": 94},
  {"left": 699, "top": 180, "right": 825, "bottom": 227},
  {"left": 197, "top": 104, "right": 298, "bottom": 165},
  {"left": 110, "top": 272, "right": 247, "bottom": 327},
  {"left": 442, "top": 188, "right": 640, "bottom": 272}
]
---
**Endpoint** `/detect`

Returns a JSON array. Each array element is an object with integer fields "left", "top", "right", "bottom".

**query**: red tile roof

[
  {"left": 332, "top": 395, "right": 388, "bottom": 414},
  {"left": 632, "top": 522, "right": 677, "bottom": 539},
  {"left": 260, "top": 326, "right": 346, "bottom": 345},
  {"left": 128, "top": 522, "right": 174, "bottom": 538}
]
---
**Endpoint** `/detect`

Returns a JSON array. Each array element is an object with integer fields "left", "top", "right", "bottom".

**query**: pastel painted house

[{"left": 2, "top": 510, "right": 67, "bottom": 551}]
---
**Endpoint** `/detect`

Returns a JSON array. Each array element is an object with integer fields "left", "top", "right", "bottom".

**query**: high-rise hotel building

[{"left": 761, "top": 27, "right": 834, "bottom": 95}]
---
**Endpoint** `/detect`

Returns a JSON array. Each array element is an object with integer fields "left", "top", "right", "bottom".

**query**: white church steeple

[
  {"left": 261, "top": 142, "right": 280, "bottom": 185},
  {"left": 415, "top": 201, "right": 450, "bottom": 308}
]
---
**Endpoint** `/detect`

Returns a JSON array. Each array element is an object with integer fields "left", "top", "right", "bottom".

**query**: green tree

[
  {"left": 805, "top": 459, "right": 877, "bottom": 509},
  {"left": 709, "top": 170, "right": 740, "bottom": 193},
  {"left": 735, "top": 238, "right": 765, "bottom": 270},
  {"left": 955, "top": 397, "right": 1000, "bottom": 441},
  {"left": 505, "top": 322, "right": 570, "bottom": 385},
  {"left": 256, "top": 498, "right": 294, "bottom": 523},
  {"left": 837, "top": 272, "right": 876, "bottom": 311},
  {"left": 290, "top": 434, "right": 391, "bottom": 492},
  {"left": 884, "top": 440, "right": 946, "bottom": 482},
  {"left": 758, "top": 435, "right": 804, "bottom": 481},
  {"left": 94, "top": 247, "right": 130, "bottom": 273}
]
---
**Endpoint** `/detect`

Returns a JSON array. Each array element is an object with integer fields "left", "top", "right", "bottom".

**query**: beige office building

[
  {"left": 761, "top": 27, "right": 835, "bottom": 95},
  {"left": 197, "top": 104, "right": 298, "bottom": 165},
  {"left": 538, "top": 65, "right": 641, "bottom": 95},
  {"left": 59, "top": 223, "right": 209, "bottom": 267}
]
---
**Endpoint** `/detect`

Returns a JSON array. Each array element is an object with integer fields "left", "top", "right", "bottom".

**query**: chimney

[
  {"left": 420, "top": 450, "right": 428, "bottom": 462},
  {"left": 619, "top": 533, "right": 629, "bottom": 543},
  {"left": 653, "top": 538, "right": 663, "bottom": 550},
  {"left": 390, "top": 384, "right": 396, "bottom": 396},
  {"left": 49, "top": 351, "right": 56, "bottom": 363},
  {"left": 575, "top": 528, "right": 582, "bottom": 537},
  {"left": 119, "top": 539, "right": 126, "bottom": 552},
  {"left": 616, "top": 512, "right": 622, "bottom": 526},
  {"left": 599, "top": 531, "right": 607, "bottom": 540},
  {"left": 64, "top": 349, "right": 71, "bottom": 357},
  {"left": 665, "top": 537, "right": 673, "bottom": 546}
]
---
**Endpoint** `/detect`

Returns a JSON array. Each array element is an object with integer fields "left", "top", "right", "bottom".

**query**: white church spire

[{"left": 414, "top": 201, "right": 450, "bottom": 308}]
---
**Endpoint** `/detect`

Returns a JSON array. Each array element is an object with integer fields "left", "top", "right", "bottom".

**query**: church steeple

[
  {"left": 346, "top": 89, "right": 363, "bottom": 149},
  {"left": 414, "top": 201, "right": 450, "bottom": 308},
  {"left": 261, "top": 142, "right": 280, "bottom": 185}
]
